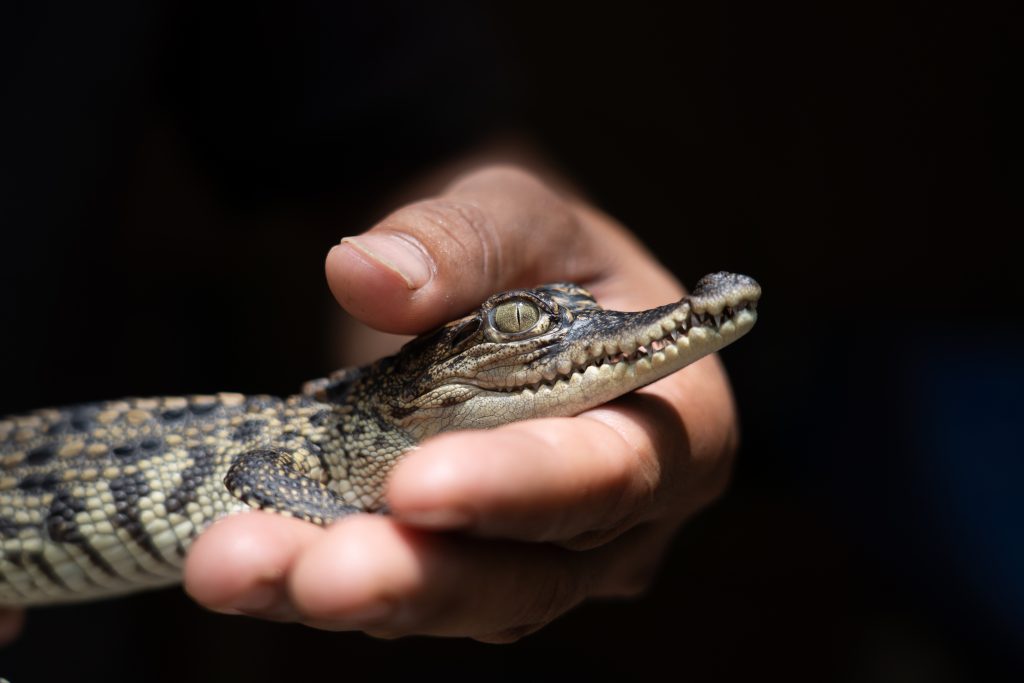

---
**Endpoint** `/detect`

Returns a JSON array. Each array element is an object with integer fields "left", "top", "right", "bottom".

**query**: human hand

[{"left": 184, "top": 166, "right": 740, "bottom": 642}]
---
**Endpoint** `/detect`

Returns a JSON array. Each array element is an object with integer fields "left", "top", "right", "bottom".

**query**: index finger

[{"left": 325, "top": 166, "right": 670, "bottom": 334}]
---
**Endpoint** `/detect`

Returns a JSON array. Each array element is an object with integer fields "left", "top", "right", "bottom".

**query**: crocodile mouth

[
  {"left": 400, "top": 271, "right": 760, "bottom": 436},
  {"left": 595, "top": 300, "right": 758, "bottom": 367},
  {"left": 487, "top": 298, "right": 759, "bottom": 395}
]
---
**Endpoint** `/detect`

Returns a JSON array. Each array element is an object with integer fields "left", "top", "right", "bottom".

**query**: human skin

[{"left": 0, "top": 165, "right": 739, "bottom": 644}]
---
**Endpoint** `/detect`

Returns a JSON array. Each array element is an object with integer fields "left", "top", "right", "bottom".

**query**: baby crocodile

[{"left": 0, "top": 273, "right": 760, "bottom": 606}]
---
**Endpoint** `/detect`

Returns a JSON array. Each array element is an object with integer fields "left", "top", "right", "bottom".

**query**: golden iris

[{"left": 493, "top": 300, "right": 540, "bottom": 333}]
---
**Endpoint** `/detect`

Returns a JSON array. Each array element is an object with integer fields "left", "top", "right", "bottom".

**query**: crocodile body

[{"left": 0, "top": 273, "right": 760, "bottom": 606}]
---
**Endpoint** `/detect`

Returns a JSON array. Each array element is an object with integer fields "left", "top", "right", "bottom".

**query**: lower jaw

[
  {"left": 462, "top": 321, "right": 751, "bottom": 425},
  {"left": 411, "top": 309, "right": 757, "bottom": 434},
  {"left": 515, "top": 310, "right": 757, "bottom": 400}
]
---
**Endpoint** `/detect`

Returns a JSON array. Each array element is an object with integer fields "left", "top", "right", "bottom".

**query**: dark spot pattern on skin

[
  {"left": 113, "top": 444, "right": 138, "bottom": 459},
  {"left": 225, "top": 449, "right": 359, "bottom": 522},
  {"left": 338, "top": 415, "right": 373, "bottom": 437},
  {"left": 46, "top": 492, "right": 88, "bottom": 544},
  {"left": 46, "top": 421, "right": 68, "bottom": 436},
  {"left": 6, "top": 552, "right": 24, "bottom": 569},
  {"left": 30, "top": 552, "right": 68, "bottom": 589},
  {"left": 246, "top": 395, "right": 285, "bottom": 413},
  {"left": 140, "top": 438, "right": 162, "bottom": 451},
  {"left": 438, "top": 393, "right": 466, "bottom": 408},
  {"left": 45, "top": 492, "right": 117, "bottom": 576},
  {"left": 0, "top": 516, "right": 24, "bottom": 538},
  {"left": 323, "top": 370, "right": 363, "bottom": 404},
  {"left": 110, "top": 472, "right": 149, "bottom": 524},
  {"left": 386, "top": 403, "right": 416, "bottom": 420},
  {"left": 109, "top": 472, "right": 167, "bottom": 564},
  {"left": 189, "top": 402, "right": 217, "bottom": 415},
  {"left": 165, "top": 448, "right": 216, "bottom": 514},
  {"left": 26, "top": 445, "right": 55, "bottom": 465},
  {"left": 17, "top": 472, "right": 60, "bottom": 492},
  {"left": 161, "top": 408, "right": 186, "bottom": 422},
  {"left": 303, "top": 438, "right": 325, "bottom": 460},
  {"left": 78, "top": 542, "right": 118, "bottom": 577},
  {"left": 231, "top": 419, "right": 265, "bottom": 442},
  {"left": 69, "top": 406, "right": 100, "bottom": 432},
  {"left": 308, "top": 410, "right": 331, "bottom": 426}
]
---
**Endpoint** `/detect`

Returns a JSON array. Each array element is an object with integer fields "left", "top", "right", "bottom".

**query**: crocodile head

[{"left": 365, "top": 272, "right": 761, "bottom": 439}]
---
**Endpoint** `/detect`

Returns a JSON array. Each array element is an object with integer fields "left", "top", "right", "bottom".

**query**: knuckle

[
  {"left": 389, "top": 198, "right": 491, "bottom": 245},
  {"left": 603, "top": 430, "right": 662, "bottom": 524},
  {"left": 390, "top": 199, "right": 500, "bottom": 273},
  {"left": 629, "top": 445, "right": 663, "bottom": 510},
  {"left": 449, "top": 163, "right": 581, "bottom": 241}
]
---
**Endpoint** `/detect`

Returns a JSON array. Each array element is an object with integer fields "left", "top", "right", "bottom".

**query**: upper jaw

[{"left": 475, "top": 272, "right": 761, "bottom": 394}]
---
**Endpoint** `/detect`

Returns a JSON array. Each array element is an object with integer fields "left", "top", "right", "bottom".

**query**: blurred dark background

[{"left": 1, "top": 1, "right": 1020, "bottom": 680}]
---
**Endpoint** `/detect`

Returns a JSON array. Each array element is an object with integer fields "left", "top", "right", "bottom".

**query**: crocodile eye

[{"left": 493, "top": 299, "right": 540, "bottom": 333}]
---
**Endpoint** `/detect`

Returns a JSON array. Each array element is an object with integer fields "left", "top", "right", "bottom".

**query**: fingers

[
  {"left": 386, "top": 415, "right": 665, "bottom": 546},
  {"left": 184, "top": 513, "right": 601, "bottom": 642},
  {"left": 285, "top": 515, "right": 593, "bottom": 642},
  {"left": 184, "top": 512, "right": 323, "bottom": 620},
  {"left": 326, "top": 166, "right": 619, "bottom": 333}
]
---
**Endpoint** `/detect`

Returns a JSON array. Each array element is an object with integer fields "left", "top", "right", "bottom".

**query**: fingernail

[
  {"left": 342, "top": 234, "right": 432, "bottom": 289},
  {"left": 398, "top": 507, "right": 475, "bottom": 530}
]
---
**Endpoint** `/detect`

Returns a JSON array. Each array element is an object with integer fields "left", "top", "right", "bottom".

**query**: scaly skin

[{"left": 0, "top": 273, "right": 759, "bottom": 606}]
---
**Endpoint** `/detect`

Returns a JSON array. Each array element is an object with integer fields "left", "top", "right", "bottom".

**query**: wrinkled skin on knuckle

[
  {"left": 630, "top": 438, "right": 667, "bottom": 514},
  {"left": 385, "top": 199, "right": 497, "bottom": 270},
  {"left": 451, "top": 165, "right": 589, "bottom": 278}
]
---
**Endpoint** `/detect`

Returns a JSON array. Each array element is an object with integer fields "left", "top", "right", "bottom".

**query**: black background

[{"left": 1, "top": 1, "right": 1020, "bottom": 680}]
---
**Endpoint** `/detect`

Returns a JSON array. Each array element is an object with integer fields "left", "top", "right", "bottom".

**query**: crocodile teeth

[
  {"left": 492, "top": 295, "right": 755, "bottom": 394},
  {"left": 649, "top": 338, "right": 669, "bottom": 352}
]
